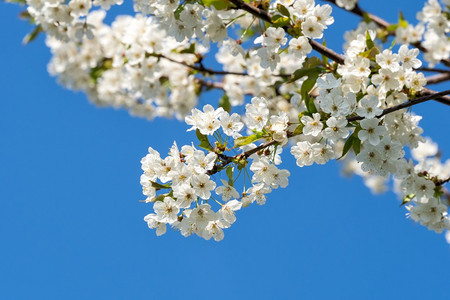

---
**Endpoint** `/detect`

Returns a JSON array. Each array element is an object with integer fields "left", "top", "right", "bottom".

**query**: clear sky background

[{"left": 1, "top": 1, "right": 449, "bottom": 299}]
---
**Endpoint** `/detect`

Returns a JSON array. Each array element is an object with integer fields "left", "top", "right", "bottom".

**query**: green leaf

[
  {"left": 276, "top": 3, "right": 290, "bottom": 17},
  {"left": 233, "top": 133, "right": 265, "bottom": 148},
  {"left": 226, "top": 166, "right": 234, "bottom": 186},
  {"left": 297, "top": 111, "right": 306, "bottom": 122},
  {"left": 433, "top": 186, "right": 444, "bottom": 199},
  {"left": 362, "top": 12, "right": 372, "bottom": 24},
  {"left": 398, "top": 11, "right": 408, "bottom": 28},
  {"left": 150, "top": 181, "right": 171, "bottom": 190},
  {"left": 219, "top": 94, "right": 231, "bottom": 113},
  {"left": 400, "top": 193, "right": 415, "bottom": 206},
  {"left": 196, "top": 129, "right": 214, "bottom": 151},
  {"left": 19, "top": 10, "right": 32, "bottom": 20},
  {"left": 174, "top": 4, "right": 184, "bottom": 20},
  {"left": 385, "top": 24, "right": 399, "bottom": 32},
  {"left": 338, "top": 135, "right": 354, "bottom": 160},
  {"left": 22, "top": 25, "right": 42, "bottom": 45},
  {"left": 290, "top": 66, "right": 322, "bottom": 83},
  {"left": 321, "top": 40, "right": 329, "bottom": 65},
  {"left": 293, "top": 124, "right": 304, "bottom": 136},
  {"left": 239, "top": 27, "right": 257, "bottom": 41},
  {"left": 7, "top": 0, "right": 26, "bottom": 4},
  {"left": 359, "top": 46, "right": 380, "bottom": 60},
  {"left": 365, "top": 30, "right": 374, "bottom": 50},
  {"left": 352, "top": 135, "right": 361, "bottom": 155},
  {"left": 272, "top": 15, "right": 290, "bottom": 27},
  {"left": 303, "top": 94, "right": 317, "bottom": 114},
  {"left": 301, "top": 74, "right": 319, "bottom": 114},
  {"left": 389, "top": 39, "right": 396, "bottom": 50},
  {"left": 203, "top": 0, "right": 231, "bottom": 10},
  {"left": 303, "top": 56, "right": 322, "bottom": 69},
  {"left": 90, "top": 59, "right": 113, "bottom": 84},
  {"left": 179, "top": 43, "right": 196, "bottom": 54},
  {"left": 301, "top": 77, "right": 316, "bottom": 98},
  {"left": 152, "top": 194, "right": 166, "bottom": 203}
]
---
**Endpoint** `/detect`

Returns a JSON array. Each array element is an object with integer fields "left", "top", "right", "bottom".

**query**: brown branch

[
  {"left": 195, "top": 78, "right": 225, "bottom": 90},
  {"left": 424, "top": 73, "right": 450, "bottom": 85},
  {"left": 421, "top": 87, "right": 450, "bottom": 105},
  {"left": 207, "top": 89, "right": 449, "bottom": 176},
  {"left": 418, "top": 67, "right": 450, "bottom": 74},
  {"left": 323, "top": 0, "right": 450, "bottom": 67},
  {"left": 228, "top": 0, "right": 271, "bottom": 22},
  {"left": 228, "top": 0, "right": 450, "bottom": 108},
  {"left": 206, "top": 130, "right": 298, "bottom": 176},
  {"left": 207, "top": 138, "right": 279, "bottom": 176},
  {"left": 347, "top": 89, "right": 450, "bottom": 122},
  {"left": 308, "top": 39, "right": 345, "bottom": 65},
  {"left": 228, "top": 0, "right": 346, "bottom": 64},
  {"left": 436, "top": 177, "right": 450, "bottom": 186}
]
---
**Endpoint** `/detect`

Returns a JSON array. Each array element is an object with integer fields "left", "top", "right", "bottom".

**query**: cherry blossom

[{"left": 5, "top": 0, "right": 449, "bottom": 243}]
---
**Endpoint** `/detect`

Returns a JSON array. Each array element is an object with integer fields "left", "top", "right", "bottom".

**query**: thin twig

[
  {"left": 153, "top": 53, "right": 249, "bottom": 76},
  {"left": 153, "top": 53, "right": 290, "bottom": 78}
]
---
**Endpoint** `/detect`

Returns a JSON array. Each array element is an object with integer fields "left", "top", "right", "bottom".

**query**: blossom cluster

[
  {"left": 341, "top": 0, "right": 450, "bottom": 66},
  {"left": 142, "top": 101, "right": 290, "bottom": 241},
  {"left": 7, "top": 0, "right": 450, "bottom": 242},
  {"left": 45, "top": 12, "right": 205, "bottom": 120}
]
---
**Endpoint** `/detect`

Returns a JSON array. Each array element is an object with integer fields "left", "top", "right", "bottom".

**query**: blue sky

[{"left": 1, "top": 1, "right": 449, "bottom": 299}]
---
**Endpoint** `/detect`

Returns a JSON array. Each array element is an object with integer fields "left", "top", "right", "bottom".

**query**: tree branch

[
  {"left": 418, "top": 67, "right": 450, "bottom": 74},
  {"left": 207, "top": 135, "right": 286, "bottom": 176},
  {"left": 424, "top": 73, "right": 450, "bottom": 85},
  {"left": 207, "top": 89, "right": 449, "bottom": 177},
  {"left": 228, "top": 0, "right": 450, "bottom": 107},
  {"left": 421, "top": 87, "right": 450, "bottom": 104},
  {"left": 228, "top": 0, "right": 346, "bottom": 64},
  {"left": 347, "top": 89, "right": 450, "bottom": 122},
  {"left": 436, "top": 177, "right": 450, "bottom": 186},
  {"left": 153, "top": 53, "right": 249, "bottom": 76},
  {"left": 195, "top": 78, "right": 225, "bottom": 90}
]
